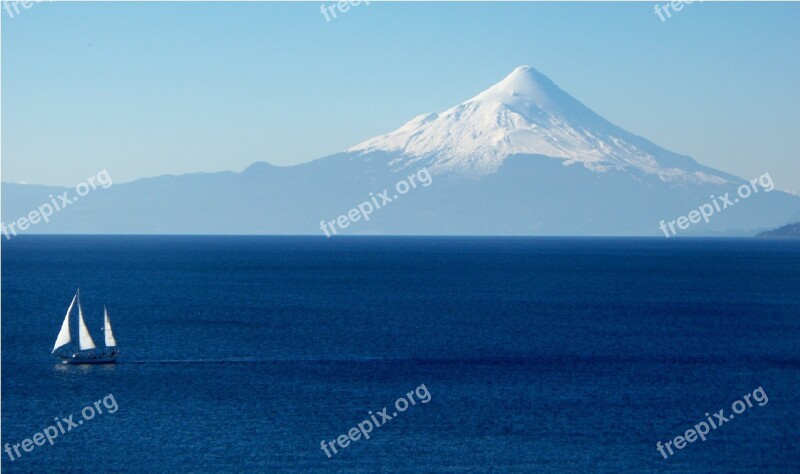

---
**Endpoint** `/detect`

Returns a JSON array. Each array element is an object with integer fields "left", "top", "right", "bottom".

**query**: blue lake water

[{"left": 2, "top": 236, "right": 799, "bottom": 472}]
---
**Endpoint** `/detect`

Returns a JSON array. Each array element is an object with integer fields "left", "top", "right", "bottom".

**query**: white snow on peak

[
  {"left": 347, "top": 66, "right": 727, "bottom": 184},
  {"left": 467, "top": 66, "right": 558, "bottom": 111}
]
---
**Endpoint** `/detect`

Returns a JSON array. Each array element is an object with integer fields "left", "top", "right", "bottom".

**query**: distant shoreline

[{"left": 757, "top": 222, "right": 800, "bottom": 239}]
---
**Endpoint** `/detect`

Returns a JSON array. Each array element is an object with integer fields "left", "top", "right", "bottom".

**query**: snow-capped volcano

[
  {"left": 348, "top": 66, "right": 727, "bottom": 184},
  {"left": 4, "top": 66, "right": 798, "bottom": 237}
]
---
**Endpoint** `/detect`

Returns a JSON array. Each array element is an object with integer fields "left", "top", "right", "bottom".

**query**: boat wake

[{"left": 124, "top": 357, "right": 264, "bottom": 365}]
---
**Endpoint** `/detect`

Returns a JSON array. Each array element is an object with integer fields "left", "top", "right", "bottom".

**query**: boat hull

[{"left": 59, "top": 352, "right": 118, "bottom": 365}]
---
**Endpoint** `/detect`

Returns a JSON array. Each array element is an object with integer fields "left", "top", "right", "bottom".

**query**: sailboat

[{"left": 52, "top": 289, "right": 118, "bottom": 364}]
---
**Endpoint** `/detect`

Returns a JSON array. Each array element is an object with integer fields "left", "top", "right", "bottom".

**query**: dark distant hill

[{"left": 757, "top": 222, "right": 800, "bottom": 238}]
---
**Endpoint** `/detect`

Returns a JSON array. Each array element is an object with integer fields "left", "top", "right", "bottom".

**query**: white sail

[
  {"left": 103, "top": 306, "right": 117, "bottom": 347},
  {"left": 77, "top": 292, "right": 96, "bottom": 351},
  {"left": 52, "top": 293, "right": 76, "bottom": 353}
]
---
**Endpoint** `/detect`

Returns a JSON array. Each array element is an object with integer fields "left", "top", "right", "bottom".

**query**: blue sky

[{"left": 3, "top": 2, "right": 799, "bottom": 193}]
